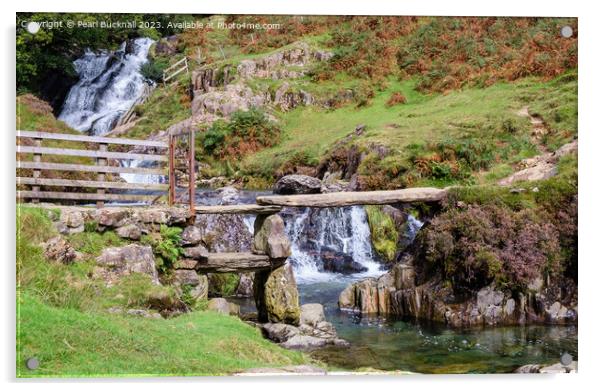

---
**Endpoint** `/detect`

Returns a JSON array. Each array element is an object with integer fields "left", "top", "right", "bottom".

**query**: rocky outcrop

[
  {"left": 95, "top": 244, "right": 160, "bottom": 286},
  {"left": 340, "top": 263, "right": 578, "bottom": 327},
  {"left": 273, "top": 174, "right": 322, "bottom": 195},
  {"left": 254, "top": 263, "right": 300, "bottom": 325},
  {"left": 261, "top": 303, "right": 348, "bottom": 350}
]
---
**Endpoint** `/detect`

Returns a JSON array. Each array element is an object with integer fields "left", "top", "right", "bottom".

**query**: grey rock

[
  {"left": 96, "top": 244, "right": 159, "bottom": 285},
  {"left": 261, "top": 323, "right": 301, "bottom": 343},
  {"left": 207, "top": 298, "right": 232, "bottom": 315},
  {"left": 182, "top": 244, "right": 209, "bottom": 259},
  {"left": 236, "top": 273, "right": 254, "bottom": 297},
  {"left": 116, "top": 224, "right": 141, "bottom": 240},
  {"left": 300, "top": 303, "right": 325, "bottom": 327},
  {"left": 181, "top": 225, "right": 202, "bottom": 246},
  {"left": 273, "top": 174, "right": 322, "bottom": 195},
  {"left": 43, "top": 236, "right": 77, "bottom": 264},
  {"left": 252, "top": 214, "right": 291, "bottom": 259}
]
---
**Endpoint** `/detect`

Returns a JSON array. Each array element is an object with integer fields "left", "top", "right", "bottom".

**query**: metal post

[
  {"left": 96, "top": 143, "right": 107, "bottom": 208},
  {"left": 188, "top": 129, "right": 195, "bottom": 213},
  {"left": 168, "top": 134, "right": 175, "bottom": 206}
]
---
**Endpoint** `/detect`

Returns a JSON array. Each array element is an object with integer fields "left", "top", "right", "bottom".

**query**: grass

[
  {"left": 17, "top": 293, "right": 307, "bottom": 377},
  {"left": 16, "top": 205, "right": 313, "bottom": 376}
]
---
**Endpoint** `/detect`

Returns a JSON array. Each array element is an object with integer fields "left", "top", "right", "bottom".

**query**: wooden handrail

[
  {"left": 17, "top": 190, "right": 159, "bottom": 202},
  {"left": 17, "top": 161, "right": 166, "bottom": 175},
  {"left": 17, "top": 177, "right": 168, "bottom": 191},
  {"left": 18, "top": 146, "right": 168, "bottom": 162},
  {"left": 17, "top": 130, "right": 168, "bottom": 148}
]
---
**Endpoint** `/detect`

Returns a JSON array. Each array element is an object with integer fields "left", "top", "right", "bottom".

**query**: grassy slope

[{"left": 16, "top": 206, "right": 310, "bottom": 377}]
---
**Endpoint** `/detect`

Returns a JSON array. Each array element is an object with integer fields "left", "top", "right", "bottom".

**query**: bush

[
  {"left": 140, "top": 58, "right": 170, "bottom": 83},
  {"left": 202, "top": 108, "right": 281, "bottom": 159},
  {"left": 386, "top": 91, "right": 407, "bottom": 107},
  {"left": 141, "top": 225, "right": 183, "bottom": 273}
]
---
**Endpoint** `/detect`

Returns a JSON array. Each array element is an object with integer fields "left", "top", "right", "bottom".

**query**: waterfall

[
  {"left": 119, "top": 160, "right": 166, "bottom": 184},
  {"left": 58, "top": 37, "right": 154, "bottom": 135},
  {"left": 284, "top": 206, "right": 383, "bottom": 283}
]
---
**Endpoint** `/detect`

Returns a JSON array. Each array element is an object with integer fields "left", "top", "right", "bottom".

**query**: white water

[
  {"left": 285, "top": 206, "right": 383, "bottom": 283},
  {"left": 119, "top": 160, "right": 165, "bottom": 184},
  {"left": 59, "top": 37, "right": 154, "bottom": 135}
]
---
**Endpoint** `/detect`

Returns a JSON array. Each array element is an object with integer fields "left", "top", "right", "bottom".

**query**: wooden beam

[
  {"left": 196, "top": 252, "right": 285, "bottom": 273},
  {"left": 195, "top": 204, "right": 282, "bottom": 215},
  {"left": 17, "top": 177, "right": 168, "bottom": 191},
  {"left": 18, "top": 146, "right": 168, "bottom": 162},
  {"left": 17, "top": 130, "right": 168, "bottom": 148},
  {"left": 17, "top": 191, "right": 158, "bottom": 202},
  {"left": 17, "top": 161, "right": 166, "bottom": 175},
  {"left": 256, "top": 188, "right": 448, "bottom": 207}
]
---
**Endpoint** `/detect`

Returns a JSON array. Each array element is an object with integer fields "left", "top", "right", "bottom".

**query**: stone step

[
  {"left": 256, "top": 187, "right": 448, "bottom": 207},
  {"left": 195, "top": 204, "right": 282, "bottom": 215},
  {"left": 196, "top": 252, "right": 286, "bottom": 273}
]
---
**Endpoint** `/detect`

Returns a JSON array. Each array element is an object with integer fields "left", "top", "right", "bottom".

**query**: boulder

[
  {"left": 174, "top": 259, "right": 198, "bottom": 269},
  {"left": 236, "top": 273, "right": 254, "bottom": 297},
  {"left": 146, "top": 290, "right": 187, "bottom": 314},
  {"left": 96, "top": 209, "right": 129, "bottom": 228},
  {"left": 254, "top": 263, "right": 300, "bottom": 325},
  {"left": 273, "top": 175, "right": 322, "bottom": 195},
  {"left": 355, "top": 278, "right": 379, "bottom": 314},
  {"left": 280, "top": 335, "right": 329, "bottom": 350},
  {"left": 300, "top": 303, "right": 325, "bottom": 327},
  {"left": 321, "top": 248, "right": 367, "bottom": 274},
  {"left": 43, "top": 236, "right": 77, "bottom": 264},
  {"left": 207, "top": 298, "right": 235, "bottom": 315},
  {"left": 338, "top": 284, "right": 356, "bottom": 310},
  {"left": 116, "top": 224, "right": 141, "bottom": 240},
  {"left": 182, "top": 244, "right": 209, "bottom": 259},
  {"left": 261, "top": 323, "right": 301, "bottom": 343},
  {"left": 60, "top": 210, "right": 84, "bottom": 233},
  {"left": 392, "top": 264, "right": 415, "bottom": 290},
  {"left": 216, "top": 186, "right": 240, "bottom": 205},
  {"left": 252, "top": 214, "right": 291, "bottom": 259},
  {"left": 181, "top": 225, "right": 203, "bottom": 246},
  {"left": 96, "top": 244, "right": 159, "bottom": 285}
]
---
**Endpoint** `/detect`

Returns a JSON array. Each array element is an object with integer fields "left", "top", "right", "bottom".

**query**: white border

[{"left": 2, "top": 1, "right": 599, "bottom": 390}]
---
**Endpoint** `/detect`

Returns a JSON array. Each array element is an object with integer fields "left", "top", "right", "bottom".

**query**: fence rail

[
  {"left": 17, "top": 130, "right": 170, "bottom": 207},
  {"left": 163, "top": 57, "right": 189, "bottom": 86}
]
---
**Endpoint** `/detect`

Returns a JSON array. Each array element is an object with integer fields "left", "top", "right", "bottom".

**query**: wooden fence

[
  {"left": 162, "top": 57, "right": 189, "bottom": 86},
  {"left": 16, "top": 130, "right": 173, "bottom": 208}
]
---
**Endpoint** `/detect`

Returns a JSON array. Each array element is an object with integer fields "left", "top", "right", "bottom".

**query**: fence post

[
  {"left": 96, "top": 143, "right": 107, "bottom": 208},
  {"left": 188, "top": 129, "right": 195, "bottom": 213},
  {"left": 168, "top": 134, "right": 175, "bottom": 206},
  {"left": 31, "top": 137, "right": 42, "bottom": 203}
]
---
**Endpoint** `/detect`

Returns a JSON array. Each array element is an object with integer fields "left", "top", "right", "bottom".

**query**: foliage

[
  {"left": 208, "top": 273, "right": 240, "bottom": 297},
  {"left": 67, "top": 231, "right": 126, "bottom": 256},
  {"left": 386, "top": 91, "right": 407, "bottom": 107},
  {"left": 141, "top": 225, "right": 183, "bottom": 273},
  {"left": 365, "top": 206, "right": 399, "bottom": 263},
  {"left": 202, "top": 108, "right": 282, "bottom": 159},
  {"left": 140, "top": 58, "right": 169, "bottom": 82}
]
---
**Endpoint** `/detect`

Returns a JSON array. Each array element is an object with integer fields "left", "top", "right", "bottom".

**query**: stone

[
  {"left": 96, "top": 209, "right": 129, "bottom": 228},
  {"left": 273, "top": 174, "right": 322, "bottom": 195},
  {"left": 42, "top": 236, "right": 78, "bottom": 264},
  {"left": 514, "top": 364, "right": 542, "bottom": 373},
  {"left": 356, "top": 278, "right": 379, "bottom": 314},
  {"left": 392, "top": 264, "right": 416, "bottom": 290},
  {"left": 261, "top": 323, "right": 301, "bottom": 343},
  {"left": 146, "top": 290, "right": 187, "bottom": 313},
  {"left": 181, "top": 225, "right": 203, "bottom": 246},
  {"left": 254, "top": 263, "right": 300, "bottom": 325},
  {"left": 252, "top": 214, "right": 291, "bottom": 259},
  {"left": 116, "top": 224, "right": 141, "bottom": 240},
  {"left": 476, "top": 286, "right": 505, "bottom": 313},
  {"left": 338, "top": 284, "right": 356, "bottom": 310},
  {"left": 96, "top": 244, "right": 159, "bottom": 285},
  {"left": 236, "top": 365, "right": 327, "bottom": 375},
  {"left": 182, "top": 244, "right": 209, "bottom": 259},
  {"left": 62, "top": 210, "right": 84, "bottom": 228},
  {"left": 126, "top": 309, "right": 162, "bottom": 319},
  {"left": 236, "top": 273, "right": 254, "bottom": 297},
  {"left": 229, "top": 302, "right": 240, "bottom": 316},
  {"left": 137, "top": 209, "right": 169, "bottom": 225},
  {"left": 207, "top": 298, "right": 232, "bottom": 315},
  {"left": 376, "top": 273, "right": 395, "bottom": 315},
  {"left": 174, "top": 259, "right": 198, "bottom": 269},
  {"left": 174, "top": 269, "right": 201, "bottom": 287},
  {"left": 321, "top": 248, "right": 367, "bottom": 274},
  {"left": 300, "top": 303, "right": 325, "bottom": 327},
  {"left": 216, "top": 186, "right": 240, "bottom": 204},
  {"left": 280, "top": 335, "right": 329, "bottom": 350}
]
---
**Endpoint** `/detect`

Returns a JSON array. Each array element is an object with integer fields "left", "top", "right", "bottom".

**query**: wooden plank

[
  {"left": 17, "top": 130, "right": 168, "bottom": 148},
  {"left": 97, "top": 143, "right": 107, "bottom": 208},
  {"left": 195, "top": 204, "right": 282, "bottom": 215},
  {"left": 17, "top": 191, "right": 158, "bottom": 202},
  {"left": 196, "top": 252, "right": 285, "bottom": 273},
  {"left": 31, "top": 137, "right": 41, "bottom": 203},
  {"left": 18, "top": 146, "right": 168, "bottom": 162},
  {"left": 256, "top": 188, "right": 448, "bottom": 207},
  {"left": 163, "top": 65, "right": 188, "bottom": 82},
  {"left": 18, "top": 161, "right": 166, "bottom": 175},
  {"left": 17, "top": 177, "right": 168, "bottom": 190},
  {"left": 164, "top": 57, "right": 187, "bottom": 73}
]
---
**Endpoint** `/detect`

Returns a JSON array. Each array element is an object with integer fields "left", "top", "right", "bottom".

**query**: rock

[
  {"left": 476, "top": 286, "right": 505, "bottom": 313},
  {"left": 280, "top": 335, "right": 329, "bottom": 350},
  {"left": 252, "top": 214, "right": 291, "bottom": 259},
  {"left": 338, "top": 284, "right": 356, "bottom": 310},
  {"left": 182, "top": 244, "right": 209, "bottom": 259},
  {"left": 229, "top": 302, "right": 240, "bottom": 316},
  {"left": 236, "top": 365, "right": 327, "bottom": 375},
  {"left": 321, "top": 248, "right": 367, "bottom": 274},
  {"left": 300, "top": 303, "right": 325, "bottom": 327},
  {"left": 236, "top": 273, "right": 254, "bottom": 297},
  {"left": 254, "top": 263, "right": 300, "bottom": 325},
  {"left": 207, "top": 298, "right": 234, "bottom": 315},
  {"left": 126, "top": 309, "right": 162, "bottom": 319},
  {"left": 261, "top": 323, "right": 301, "bottom": 342},
  {"left": 137, "top": 209, "right": 169, "bottom": 225},
  {"left": 273, "top": 174, "right": 322, "bottom": 195},
  {"left": 514, "top": 364, "right": 542, "bottom": 373},
  {"left": 516, "top": 361, "right": 577, "bottom": 373},
  {"left": 355, "top": 278, "right": 379, "bottom": 314},
  {"left": 392, "top": 264, "right": 415, "bottom": 290},
  {"left": 42, "top": 236, "right": 77, "bottom": 264},
  {"left": 146, "top": 290, "right": 187, "bottom": 314},
  {"left": 376, "top": 273, "right": 395, "bottom": 315},
  {"left": 96, "top": 209, "right": 129, "bottom": 228},
  {"left": 116, "top": 224, "right": 141, "bottom": 240},
  {"left": 181, "top": 226, "right": 202, "bottom": 246},
  {"left": 174, "top": 259, "right": 198, "bottom": 269},
  {"left": 216, "top": 186, "right": 240, "bottom": 205},
  {"left": 96, "top": 244, "right": 159, "bottom": 285},
  {"left": 60, "top": 210, "right": 84, "bottom": 233}
]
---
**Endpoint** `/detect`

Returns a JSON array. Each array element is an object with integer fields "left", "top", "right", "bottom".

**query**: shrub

[
  {"left": 140, "top": 58, "right": 170, "bottom": 83},
  {"left": 141, "top": 225, "right": 183, "bottom": 273},
  {"left": 202, "top": 108, "right": 281, "bottom": 159},
  {"left": 386, "top": 91, "right": 407, "bottom": 107}
]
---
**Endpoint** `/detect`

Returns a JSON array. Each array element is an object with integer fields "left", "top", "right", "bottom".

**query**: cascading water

[
  {"left": 284, "top": 206, "right": 383, "bottom": 283},
  {"left": 58, "top": 37, "right": 154, "bottom": 135}
]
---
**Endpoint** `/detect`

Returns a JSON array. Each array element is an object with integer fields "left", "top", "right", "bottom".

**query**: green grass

[
  {"left": 238, "top": 74, "right": 576, "bottom": 187},
  {"left": 17, "top": 293, "right": 308, "bottom": 377},
  {"left": 16, "top": 205, "right": 313, "bottom": 376}
]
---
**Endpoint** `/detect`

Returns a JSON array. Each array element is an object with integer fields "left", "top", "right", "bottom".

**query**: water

[
  {"left": 299, "top": 281, "right": 577, "bottom": 374},
  {"left": 59, "top": 37, "right": 154, "bottom": 135}
]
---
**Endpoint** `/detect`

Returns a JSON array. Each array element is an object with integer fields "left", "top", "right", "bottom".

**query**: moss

[
  {"left": 365, "top": 206, "right": 399, "bottom": 263},
  {"left": 208, "top": 273, "right": 240, "bottom": 297}
]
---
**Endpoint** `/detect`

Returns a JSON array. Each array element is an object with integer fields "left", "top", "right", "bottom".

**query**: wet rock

[
  {"left": 252, "top": 214, "right": 291, "bottom": 259},
  {"left": 181, "top": 225, "right": 202, "bottom": 246},
  {"left": 273, "top": 174, "right": 322, "bottom": 195},
  {"left": 280, "top": 335, "right": 330, "bottom": 350},
  {"left": 96, "top": 244, "right": 159, "bottom": 285},
  {"left": 338, "top": 284, "right": 356, "bottom": 310},
  {"left": 43, "top": 236, "right": 78, "bottom": 264},
  {"left": 116, "top": 224, "right": 141, "bottom": 240},
  {"left": 255, "top": 263, "right": 300, "bottom": 325},
  {"left": 321, "top": 248, "right": 368, "bottom": 274}
]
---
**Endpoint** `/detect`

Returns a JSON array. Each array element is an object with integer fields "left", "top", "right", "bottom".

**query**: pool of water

[{"left": 298, "top": 281, "right": 578, "bottom": 374}]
